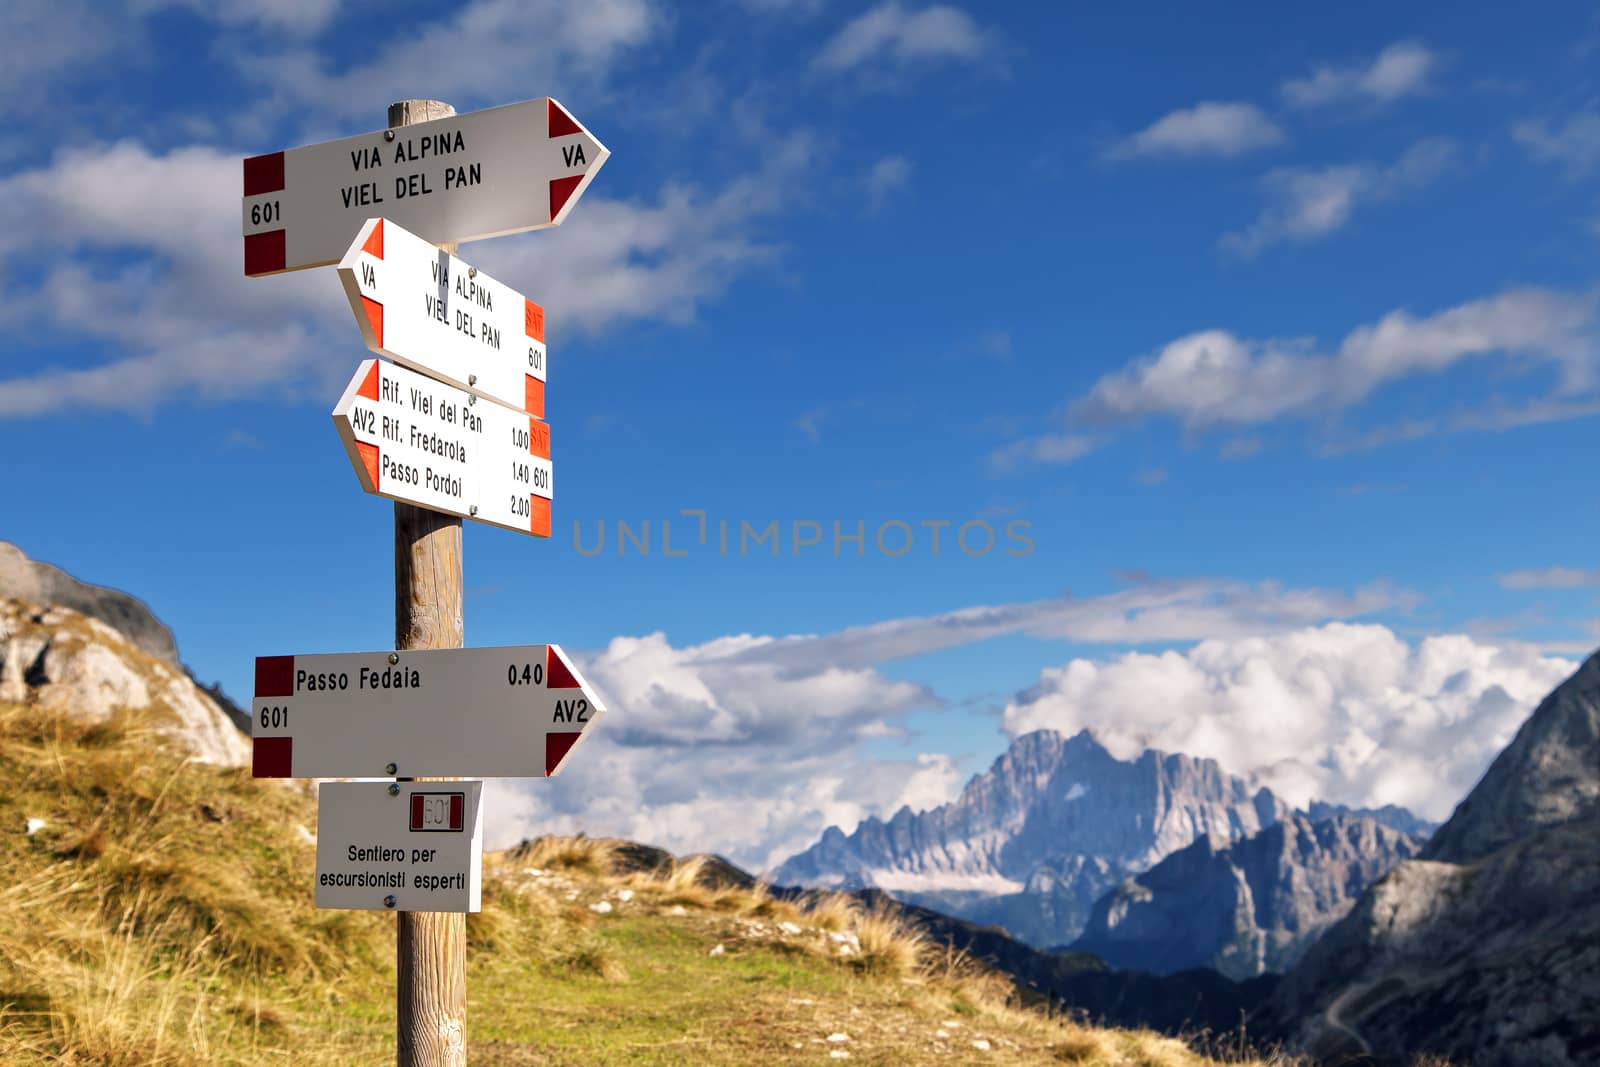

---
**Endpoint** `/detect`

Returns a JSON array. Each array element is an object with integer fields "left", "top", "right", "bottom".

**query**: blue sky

[{"left": 3, "top": 1, "right": 1598, "bottom": 869}]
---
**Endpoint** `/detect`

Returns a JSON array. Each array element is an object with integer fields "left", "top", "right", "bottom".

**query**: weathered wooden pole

[{"left": 390, "top": 97, "right": 467, "bottom": 1067}]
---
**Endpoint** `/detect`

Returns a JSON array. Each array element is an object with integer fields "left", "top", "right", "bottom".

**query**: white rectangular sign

[
  {"left": 316, "top": 780, "right": 484, "bottom": 913},
  {"left": 243, "top": 97, "right": 608, "bottom": 275},
  {"left": 333, "top": 358, "right": 552, "bottom": 537},
  {"left": 252, "top": 644, "right": 603, "bottom": 780},
  {"left": 338, "top": 217, "right": 547, "bottom": 417}
]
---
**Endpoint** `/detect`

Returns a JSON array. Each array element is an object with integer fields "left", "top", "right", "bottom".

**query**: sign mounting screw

[
  {"left": 469, "top": 505, "right": 479, "bottom": 516},
  {"left": 384, "top": 895, "right": 397, "bottom": 908},
  {"left": 389, "top": 653, "right": 400, "bottom": 665},
  {"left": 386, "top": 762, "right": 398, "bottom": 776},
  {"left": 384, "top": 129, "right": 396, "bottom": 142},
  {"left": 468, "top": 266, "right": 477, "bottom": 279},
  {"left": 388, "top": 783, "right": 401, "bottom": 796}
]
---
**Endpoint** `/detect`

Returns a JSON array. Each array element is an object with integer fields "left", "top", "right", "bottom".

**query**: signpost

[
  {"left": 337, "top": 217, "right": 548, "bottom": 417},
  {"left": 251, "top": 644, "right": 604, "bottom": 780},
  {"left": 241, "top": 97, "right": 609, "bottom": 276},
  {"left": 332, "top": 357, "right": 553, "bottom": 538},
  {"left": 316, "top": 781, "right": 484, "bottom": 913},
  {"left": 245, "top": 93, "right": 609, "bottom": 1067}
]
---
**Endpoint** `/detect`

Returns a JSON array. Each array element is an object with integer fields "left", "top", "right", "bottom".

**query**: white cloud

[
  {"left": 234, "top": 0, "right": 661, "bottom": 123},
  {"left": 720, "top": 576, "right": 1409, "bottom": 673},
  {"left": 1222, "top": 137, "right": 1458, "bottom": 256},
  {"left": 815, "top": 3, "right": 997, "bottom": 72},
  {"left": 1513, "top": 112, "right": 1600, "bottom": 176},
  {"left": 482, "top": 576, "right": 1416, "bottom": 870},
  {"left": 987, "top": 433, "right": 1096, "bottom": 473},
  {"left": 0, "top": 129, "right": 816, "bottom": 417},
  {"left": 1074, "top": 286, "right": 1598, "bottom": 431},
  {"left": 482, "top": 630, "right": 946, "bottom": 870},
  {"left": 1001, "top": 623, "right": 1575, "bottom": 822},
  {"left": 864, "top": 155, "right": 912, "bottom": 212},
  {"left": 1283, "top": 42, "right": 1435, "bottom": 109},
  {"left": 1323, "top": 395, "right": 1600, "bottom": 454},
  {"left": 1498, "top": 566, "right": 1600, "bottom": 591},
  {"left": 1109, "top": 102, "right": 1284, "bottom": 160}
]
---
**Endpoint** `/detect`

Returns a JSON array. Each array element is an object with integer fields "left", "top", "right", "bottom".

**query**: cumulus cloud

[
  {"left": 479, "top": 576, "right": 1412, "bottom": 869},
  {"left": 1222, "top": 137, "right": 1458, "bottom": 256},
  {"left": 1498, "top": 566, "right": 1600, "bottom": 590},
  {"left": 1283, "top": 42, "right": 1435, "bottom": 109},
  {"left": 815, "top": 3, "right": 998, "bottom": 72},
  {"left": 0, "top": 128, "right": 817, "bottom": 417},
  {"left": 1073, "top": 286, "right": 1599, "bottom": 431},
  {"left": 1000, "top": 623, "right": 1576, "bottom": 821},
  {"left": 1109, "top": 102, "right": 1284, "bottom": 160},
  {"left": 483, "top": 630, "right": 945, "bottom": 870}
]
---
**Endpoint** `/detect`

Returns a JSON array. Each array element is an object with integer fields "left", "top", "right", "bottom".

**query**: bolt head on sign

[
  {"left": 241, "top": 97, "right": 608, "bottom": 276},
  {"left": 338, "top": 216, "right": 547, "bottom": 418}
]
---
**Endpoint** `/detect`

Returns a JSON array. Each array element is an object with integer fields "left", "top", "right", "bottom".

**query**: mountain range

[{"left": 772, "top": 727, "right": 1429, "bottom": 976}]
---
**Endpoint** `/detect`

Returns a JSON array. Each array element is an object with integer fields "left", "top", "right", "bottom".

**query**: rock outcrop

[
  {"left": 772, "top": 729, "right": 1288, "bottom": 945},
  {"left": 1071, "top": 813, "right": 1422, "bottom": 980},
  {"left": 0, "top": 542, "right": 180, "bottom": 667},
  {"left": 1263, "top": 649, "right": 1600, "bottom": 1066},
  {"left": 0, "top": 598, "right": 247, "bottom": 766}
]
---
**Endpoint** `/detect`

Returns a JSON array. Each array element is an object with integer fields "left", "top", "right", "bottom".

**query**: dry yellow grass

[
  {"left": 0, "top": 704, "right": 1401, "bottom": 1066},
  {"left": 852, "top": 897, "right": 931, "bottom": 978},
  {"left": 512, "top": 832, "right": 620, "bottom": 875},
  {"left": 802, "top": 889, "right": 862, "bottom": 932}
]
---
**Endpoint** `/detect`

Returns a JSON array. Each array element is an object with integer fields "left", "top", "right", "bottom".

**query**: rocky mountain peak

[
  {"left": 0, "top": 542, "right": 180, "bottom": 667},
  {"left": 772, "top": 727, "right": 1290, "bottom": 946},
  {"left": 1422, "top": 648, "right": 1600, "bottom": 865},
  {"left": 0, "top": 598, "right": 247, "bottom": 766}
]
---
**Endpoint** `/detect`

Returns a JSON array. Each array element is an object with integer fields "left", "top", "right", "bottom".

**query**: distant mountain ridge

[
  {"left": 772, "top": 728, "right": 1289, "bottom": 946},
  {"left": 1071, "top": 812, "right": 1424, "bottom": 980}
]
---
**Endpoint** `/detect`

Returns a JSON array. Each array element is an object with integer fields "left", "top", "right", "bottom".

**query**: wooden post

[{"left": 390, "top": 98, "right": 467, "bottom": 1067}]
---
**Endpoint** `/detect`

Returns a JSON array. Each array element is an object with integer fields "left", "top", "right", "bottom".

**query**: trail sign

[
  {"left": 242, "top": 98, "right": 608, "bottom": 276},
  {"left": 333, "top": 357, "right": 552, "bottom": 537},
  {"left": 251, "top": 644, "right": 604, "bottom": 780},
  {"left": 316, "top": 781, "right": 484, "bottom": 913},
  {"left": 338, "top": 217, "right": 548, "bottom": 417}
]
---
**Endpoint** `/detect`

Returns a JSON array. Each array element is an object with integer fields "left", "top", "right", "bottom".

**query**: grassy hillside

[{"left": 0, "top": 703, "right": 1308, "bottom": 1066}]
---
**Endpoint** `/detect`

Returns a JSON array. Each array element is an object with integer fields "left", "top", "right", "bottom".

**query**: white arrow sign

[
  {"left": 333, "top": 357, "right": 552, "bottom": 537},
  {"left": 251, "top": 644, "right": 604, "bottom": 779},
  {"left": 242, "top": 97, "right": 608, "bottom": 276},
  {"left": 338, "top": 218, "right": 547, "bottom": 417},
  {"left": 316, "top": 781, "right": 484, "bottom": 913}
]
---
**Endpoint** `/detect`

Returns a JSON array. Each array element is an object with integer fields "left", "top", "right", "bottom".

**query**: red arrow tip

[
  {"left": 546, "top": 646, "right": 582, "bottom": 689},
  {"left": 550, "top": 175, "right": 582, "bottom": 221},
  {"left": 548, "top": 99, "right": 582, "bottom": 138},
  {"left": 546, "top": 732, "right": 582, "bottom": 776}
]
